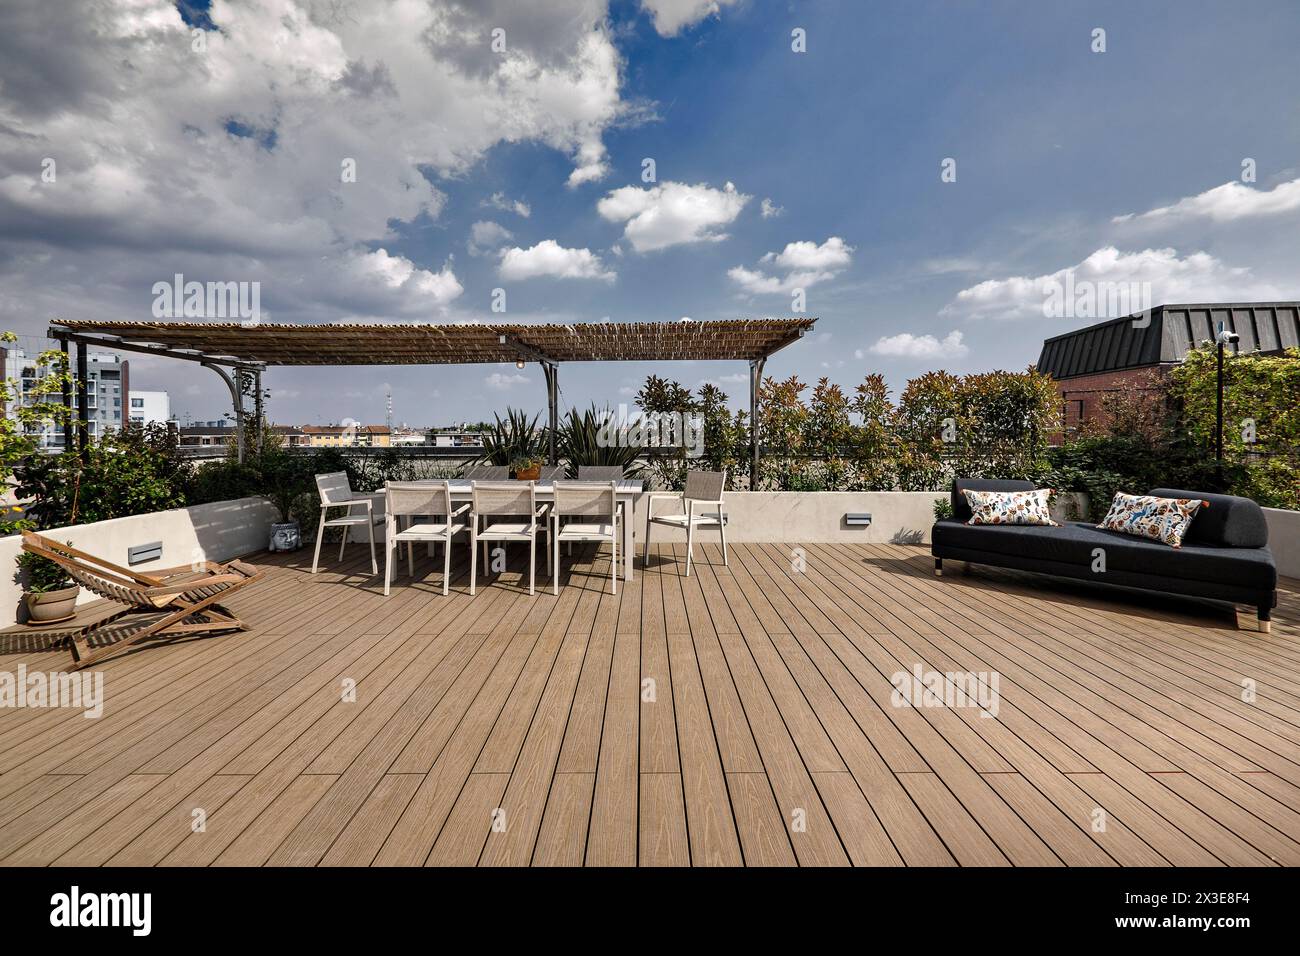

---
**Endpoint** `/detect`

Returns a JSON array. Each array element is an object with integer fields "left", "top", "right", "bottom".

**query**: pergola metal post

[
  {"left": 203, "top": 362, "right": 244, "bottom": 463},
  {"left": 500, "top": 334, "right": 561, "bottom": 466},
  {"left": 58, "top": 336, "right": 72, "bottom": 453},
  {"left": 253, "top": 369, "right": 264, "bottom": 455},
  {"left": 542, "top": 361, "right": 559, "bottom": 466},
  {"left": 75, "top": 341, "right": 89, "bottom": 457},
  {"left": 749, "top": 356, "right": 765, "bottom": 489}
]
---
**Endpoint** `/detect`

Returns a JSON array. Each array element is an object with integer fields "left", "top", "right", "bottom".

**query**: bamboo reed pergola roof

[{"left": 46, "top": 318, "right": 816, "bottom": 366}]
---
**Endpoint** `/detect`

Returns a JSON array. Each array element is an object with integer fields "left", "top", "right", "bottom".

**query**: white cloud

[
  {"left": 639, "top": 0, "right": 740, "bottom": 36},
  {"left": 869, "top": 330, "right": 969, "bottom": 359},
  {"left": 763, "top": 236, "right": 853, "bottom": 272},
  {"left": 498, "top": 239, "right": 615, "bottom": 281},
  {"left": 485, "top": 372, "right": 531, "bottom": 390},
  {"left": 482, "top": 192, "right": 531, "bottom": 218},
  {"left": 941, "top": 246, "right": 1280, "bottom": 321},
  {"left": 760, "top": 197, "right": 783, "bottom": 218},
  {"left": 728, "top": 237, "right": 854, "bottom": 295},
  {"left": 0, "top": 0, "right": 624, "bottom": 328},
  {"left": 468, "top": 220, "right": 514, "bottom": 256},
  {"left": 1113, "top": 178, "right": 1300, "bottom": 225},
  {"left": 597, "top": 180, "right": 750, "bottom": 252}
]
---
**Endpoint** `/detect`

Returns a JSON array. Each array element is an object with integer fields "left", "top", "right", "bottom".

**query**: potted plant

[
  {"left": 15, "top": 548, "right": 79, "bottom": 624},
  {"left": 259, "top": 449, "right": 308, "bottom": 551},
  {"left": 511, "top": 455, "right": 543, "bottom": 481}
]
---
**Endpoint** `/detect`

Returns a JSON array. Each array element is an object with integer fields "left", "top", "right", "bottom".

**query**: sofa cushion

[
  {"left": 1097, "top": 492, "right": 1205, "bottom": 548},
  {"left": 951, "top": 479, "right": 1033, "bottom": 523},
  {"left": 1148, "top": 488, "right": 1269, "bottom": 548},
  {"left": 963, "top": 488, "right": 1057, "bottom": 526},
  {"left": 931, "top": 518, "right": 1276, "bottom": 592}
]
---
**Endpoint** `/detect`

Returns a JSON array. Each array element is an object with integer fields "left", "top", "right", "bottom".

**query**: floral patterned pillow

[
  {"left": 962, "top": 488, "right": 1058, "bottom": 526},
  {"left": 1097, "top": 492, "right": 1206, "bottom": 548}
]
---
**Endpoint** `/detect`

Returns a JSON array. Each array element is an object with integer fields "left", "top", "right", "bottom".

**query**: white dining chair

[
  {"left": 312, "top": 471, "right": 384, "bottom": 575},
  {"left": 550, "top": 481, "right": 619, "bottom": 595},
  {"left": 384, "top": 481, "right": 470, "bottom": 596},
  {"left": 469, "top": 481, "right": 549, "bottom": 595},
  {"left": 643, "top": 469, "right": 727, "bottom": 576}
]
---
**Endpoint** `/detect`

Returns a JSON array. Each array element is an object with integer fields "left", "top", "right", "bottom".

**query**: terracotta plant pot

[
  {"left": 24, "top": 584, "right": 80, "bottom": 625},
  {"left": 514, "top": 465, "right": 541, "bottom": 481}
]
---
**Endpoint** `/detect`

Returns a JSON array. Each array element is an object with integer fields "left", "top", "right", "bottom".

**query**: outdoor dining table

[{"left": 407, "top": 479, "right": 645, "bottom": 581}]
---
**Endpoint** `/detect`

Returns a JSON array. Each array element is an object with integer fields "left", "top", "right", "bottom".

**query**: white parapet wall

[
  {"left": 1, "top": 496, "right": 279, "bottom": 628},
  {"left": 630, "top": 491, "right": 946, "bottom": 545},
  {"left": 1264, "top": 508, "right": 1300, "bottom": 580}
]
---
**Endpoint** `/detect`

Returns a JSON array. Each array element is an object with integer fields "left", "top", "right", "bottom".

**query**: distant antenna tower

[{"left": 386, "top": 391, "right": 393, "bottom": 431}]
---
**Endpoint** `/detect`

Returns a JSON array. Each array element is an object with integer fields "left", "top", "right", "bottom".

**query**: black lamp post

[{"left": 1214, "top": 323, "right": 1239, "bottom": 490}]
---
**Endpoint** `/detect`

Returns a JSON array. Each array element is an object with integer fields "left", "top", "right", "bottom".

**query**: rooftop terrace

[{"left": 2, "top": 541, "right": 1297, "bottom": 866}]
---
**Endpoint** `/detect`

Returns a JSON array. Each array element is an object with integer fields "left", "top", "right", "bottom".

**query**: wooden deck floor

[{"left": 2, "top": 541, "right": 1299, "bottom": 867}]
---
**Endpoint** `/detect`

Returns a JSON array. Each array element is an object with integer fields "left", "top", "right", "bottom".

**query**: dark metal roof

[{"left": 1037, "top": 302, "right": 1300, "bottom": 379}]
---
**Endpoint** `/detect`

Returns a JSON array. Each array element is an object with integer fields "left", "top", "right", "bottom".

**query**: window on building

[{"left": 131, "top": 398, "right": 144, "bottom": 408}]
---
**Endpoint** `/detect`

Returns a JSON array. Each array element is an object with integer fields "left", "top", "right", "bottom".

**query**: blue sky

[{"left": 2, "top": 0, "right": 1298, "bottom": 427}]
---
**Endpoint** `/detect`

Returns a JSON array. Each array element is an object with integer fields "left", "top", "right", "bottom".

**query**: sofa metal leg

[
  {"left": 1258, "top": 606, "right": 1272, "bottom": 634},
  {"left": 934, "top": 557, "right": 943, "bottom": 578}
]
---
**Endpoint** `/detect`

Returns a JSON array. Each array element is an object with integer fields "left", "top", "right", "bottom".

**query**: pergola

[{"left": 47, "top": 318, "right": 815, "bottom": 476}]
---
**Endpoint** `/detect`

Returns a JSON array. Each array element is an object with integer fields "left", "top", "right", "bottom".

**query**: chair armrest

[
  {"left": 646, "top": 493, "right": 683, "bottom": 518},
  {"left": 535, "top": 504, "right": 550, "bottom": 518},
  {"left": 450, "top": 502, "right": 471, "bottom": 517}
]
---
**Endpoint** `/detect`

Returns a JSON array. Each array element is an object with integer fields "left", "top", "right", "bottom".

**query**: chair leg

[
  {"left": 311, "top": 512, "right": 327, "bottom": 573},
  {"left": 529, "top": 535, "right": 535, "bottom": 595},
  {"left": 470, "top": 530, "right": 478, "bottom": 596},
  {"left": 685, "top": 520, "right": 694, "bottom": 577},
  {"left": 553, "top": 527, "right": 560, "bottom": 596},
  {"left": 1258, "top": 605, "right": 1272, "bottom": 634},
  {"left": 442, "top": 532, "right": 452, "bottom": 596},
  {"left": 643, "top": 514, "right": 653, "bottom": 568},
  {"left": 611, "top": 521, "right": 618, "bottom": 595},
  {"left": 367, "top": 516, "right": 377, "bottom": 576},
  {"left": 383, "top": 535, "right": 393, "bottom": 596},
  {"left": 719, "top": 509, "right": 728, "bottom": 565},
  {"left": 407, "top": 535, "right": 414, "bottom": 578},
  {"left": 934, "top": 557, "right": 943, "bottom": 577}
]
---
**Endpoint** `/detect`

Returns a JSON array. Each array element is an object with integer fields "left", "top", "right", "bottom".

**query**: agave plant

[
  {"left": 477, "top": 408, "right": 544, "bottom": 466},
  {"left": 557, "top": 405, "right": 643, "bottom": 478}
]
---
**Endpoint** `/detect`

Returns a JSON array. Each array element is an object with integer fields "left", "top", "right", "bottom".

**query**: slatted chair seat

[{"left": 19, "top": 532, "right": 264, "bottom": 670}]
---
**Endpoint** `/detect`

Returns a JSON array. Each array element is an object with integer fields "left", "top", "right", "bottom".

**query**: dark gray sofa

[{"left": 930, "top": 479, "right": 1277, "bottom": 632}]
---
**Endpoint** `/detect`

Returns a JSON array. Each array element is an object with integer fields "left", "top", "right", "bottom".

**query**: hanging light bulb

[{"left": 515, "top": 359, "right": 526, "bottom": 369}]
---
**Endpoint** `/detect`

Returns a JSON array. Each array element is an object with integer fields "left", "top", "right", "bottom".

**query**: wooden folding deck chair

[{"left": 20, "top": 532, "right": 265, "bottom": 670}]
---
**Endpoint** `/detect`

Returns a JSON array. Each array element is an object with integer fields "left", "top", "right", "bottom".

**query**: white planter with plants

[{"left": 15, "top": 547, "right": 79, "bottom": 625}]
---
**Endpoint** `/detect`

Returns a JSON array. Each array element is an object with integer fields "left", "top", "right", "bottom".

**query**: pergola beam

[{"left": 48, "top": 328, "right": 264, "bottom": 370}]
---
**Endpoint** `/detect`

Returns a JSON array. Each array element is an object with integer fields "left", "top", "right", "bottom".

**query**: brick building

[{"left": 1037, "top": 302, "right": 1300, "bottom": 433}]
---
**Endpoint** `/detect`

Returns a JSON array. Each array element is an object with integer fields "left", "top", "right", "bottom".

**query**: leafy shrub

[
  {"left": 15, "top": 548, "right": 72, "bottom": 593},
  {"left": 557, "top": 405, "right": 643, "bottom": 478},
  {"left": 477, "top": 408, "right": 543, "bottom": 467},
  {"left": 14, "top": 423, "right": 192, "bottom": 529}
]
